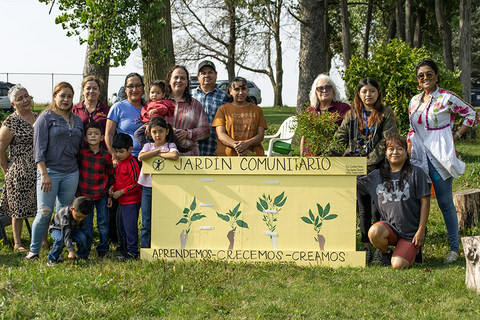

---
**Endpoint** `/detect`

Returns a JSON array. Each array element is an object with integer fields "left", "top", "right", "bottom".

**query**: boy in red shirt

[{"left": 109, "top": 133, "right": 142, "bottom": 259}]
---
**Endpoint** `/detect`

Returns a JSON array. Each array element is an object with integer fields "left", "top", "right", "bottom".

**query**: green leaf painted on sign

[
  {"left": 324, "top": 203, "right": 331, "bottom": 217},
  {"left": 232, "top": 202, "right": 241, "bottom": 216},
  {"left": 217, "top": 212, "right": 230, "bottom": 222},
  {"left": 236, "top": 220, "right": 249, "bottom": 229},
  {"left": 324, "top": 214, "right": 338, "bottom": 220},
  {"left": 273, "top": 192, "right": 285, "bottom": 206},
  {"left": 176, "top": 218, "right": 188, "bottom": 225},
  {"left": 190, "top": 197, "right": 196, "bottom": 211},
  {"left": 301, "top": 217, "right": 313, "bottom": 224},
  {"left": 183, "top": 208, "right": 189, "bottom": 214},
  {"left": 256, "top": 202, "right": 263, "bottom": 212},
  {"left": 309, "top": 209, "right": 315, "bottom": 222},
  {"left": 277, "top": 196, "right": 287, "bottom": 207},
  {"left": 259, "top": 198, "right": 268, "bottom": 210},
  {"left": 191, "top": 214, "right": 206, "bottom": 221},
  {"left": 317, "top": 204, "right": 324, "bottom": 218}
]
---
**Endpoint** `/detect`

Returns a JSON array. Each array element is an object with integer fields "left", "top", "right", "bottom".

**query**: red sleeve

[{"left": 122, "top": 157, "right": 141, "bottom": 196}]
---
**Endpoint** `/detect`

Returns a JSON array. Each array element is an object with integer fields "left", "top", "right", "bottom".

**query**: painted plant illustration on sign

[
  {"left": 301, "top": 203, "right": 337, "bottom": 251},
  {"left": 176, "top": 197, "right": 206, "bottom": 249},
  {"left": 216, "top": 202, "right": 249, "bottom": 250},
  {"left": 256, "top": 192, "right": 287, "bottom": 250}
]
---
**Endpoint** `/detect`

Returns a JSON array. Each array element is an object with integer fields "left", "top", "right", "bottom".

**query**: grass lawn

[{"left": 1, "top": 107, "right": 480, "bottom": 318}]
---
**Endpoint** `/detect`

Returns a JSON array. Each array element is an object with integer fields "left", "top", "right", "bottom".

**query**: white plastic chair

[{"left": 264, "top": 116, "right": 297, "bottom": 157}]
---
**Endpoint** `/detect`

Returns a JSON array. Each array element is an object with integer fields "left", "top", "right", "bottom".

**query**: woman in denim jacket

[{"left": 26, "top": 82, "right": 83, "bottom": 260}]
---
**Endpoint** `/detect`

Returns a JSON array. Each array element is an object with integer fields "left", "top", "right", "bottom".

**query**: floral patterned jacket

[{"left": 408, "top": 87, "right": 478, "bottom": 181}]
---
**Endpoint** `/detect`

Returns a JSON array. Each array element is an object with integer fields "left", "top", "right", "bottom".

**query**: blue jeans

[
  {"left": 141, "top": 187, "right": 152, "bottom": 248},
  {"left": 82, "top": 193, "right": 110, "bottom": 254},
  {"left": 30, "top": 169, "right": 79, "bottom": 254},
  {"left": 428, "top": 158, "right": 459, "bottom": 251},
  {"left": 48, "top": 228, "right": 88, "bottom": 260}
]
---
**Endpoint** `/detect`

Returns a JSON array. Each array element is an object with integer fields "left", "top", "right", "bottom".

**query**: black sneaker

[
  {"left": 415, "top": 248, "right": 424, "bottom": 264},
  {"left": 25, "top": 252, "right": 39, "bottom": 260},
  {"left": 97, "top": 251, "right": 108, "bottom": 258},
  {"left": 364, "top": 247, "right": 372, "bottom": 264},
  {"left": 372, "top": 248, "right": 383, "bottom": 264},
  {"left": 57, "top": 255, "right": 64, "bottom": 262},
  {"left": 382, "top": 250, "right": 393, "bottom": 267}
]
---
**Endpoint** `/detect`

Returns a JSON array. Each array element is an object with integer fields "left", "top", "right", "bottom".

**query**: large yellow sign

[{"left": 141, "top": 157, "right": 366, "bottom": 267}]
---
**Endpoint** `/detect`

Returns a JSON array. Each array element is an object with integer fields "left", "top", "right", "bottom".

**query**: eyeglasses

[
  {"left": 417, "top": 72, "right": 435, "bottom": 80},
  {"left": 316, "top": 85, "right": 333, "bottom": 92},
  {"left": 125, "top": 85, "right": 144, "bottom": 90}
]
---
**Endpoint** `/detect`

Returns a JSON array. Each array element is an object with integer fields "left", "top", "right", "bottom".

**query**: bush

[{"left": 343, "top": 39, "right": 462, "bottom": 134}]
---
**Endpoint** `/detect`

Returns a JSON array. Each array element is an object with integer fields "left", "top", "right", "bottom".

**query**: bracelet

[{"left": 455, "top": 131, "right": 462, "bottom": 139}]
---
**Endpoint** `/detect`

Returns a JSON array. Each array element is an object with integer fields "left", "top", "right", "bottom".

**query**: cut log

[
  {"left": 462, "top": 236, "right": 480, "bottom": 295},
  {"left": 453, "top": 189, "right": 480, "bottom": 232}
]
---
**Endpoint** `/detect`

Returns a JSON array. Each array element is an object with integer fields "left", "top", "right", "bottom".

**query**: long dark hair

[
  {"left": 353, "top": 78, "right": 385, "bottom": 130},
  {"left": 165, "top": 65, "right": 192, "bottom": 103},
  {"left": 145, "top": 116, "right": 192, "bottom": 153},
  {"left": 380, "top": 134, "right": 411, "bottom": 192},
  {"left": 225, "top": 77, "right": 253, "bottom": 103}
]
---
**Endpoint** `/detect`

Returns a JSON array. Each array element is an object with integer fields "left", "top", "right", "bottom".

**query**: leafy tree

[
  {"left": 343, "top": 39, "right": 462, "bottom": 134},
  {"left": 40, "top": 0, "right": 174, "bottom": 96}
]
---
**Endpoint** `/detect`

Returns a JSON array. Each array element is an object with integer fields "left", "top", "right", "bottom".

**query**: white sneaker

[
  {"left": 25, "top": 252, "right": 39, "bottom": 260},
  {"left": 444, "top": 251, "right": 460, "bottom": 263}
]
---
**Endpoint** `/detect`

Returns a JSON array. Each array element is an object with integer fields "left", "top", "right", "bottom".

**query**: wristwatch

[{"left": 454, "top": 131, "right": 462, "bottom": 139}]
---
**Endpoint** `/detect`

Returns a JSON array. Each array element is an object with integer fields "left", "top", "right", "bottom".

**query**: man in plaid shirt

[
  {"left": 78, "top": 121, "right": 115, "bottom": 257},
  {"left": 191, "top": 60, "right": 227, "bottom": 156}
]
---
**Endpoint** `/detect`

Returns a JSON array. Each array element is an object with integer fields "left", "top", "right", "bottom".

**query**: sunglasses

[
  {"left": 316, "top": 85, "right": 333, "bottom": 92},
  {"left": 417, "top": 72, "right": 435, "bottom": 80}
]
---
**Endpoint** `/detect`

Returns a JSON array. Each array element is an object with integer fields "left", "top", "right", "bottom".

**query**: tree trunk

[
  {"left": 405, "top": 0, "right": 414, "bottom": 47},
  {"left": 139, "top": 0, "right": 175, "bottom": 98},
  {"left": 81, "top": 28, "right": 110, "bottom": 104},
  {"left": 363, "top": 0, "right": 374, "bottom": 58},
  {"left": 435, "top": 0, "right": 454, "bottom": 71},
  {"left": 339, "top": 0, "right": 352, "bottom": 71},
  {"left": 296, "top": 0, "right": 327, "bottom": 112},
  {"left": 453, "top": 189, "right": 480, "bottom": 232},
  {"left": 386, "top": 16, "right": 396, "bottom": 45},
  {"left": 273, "top": 0, "right": 283, "bottom": 107},
  {"left": 461, "top": 236, "right": 480, "bottom": 295},
  {"left": 459, "top": 0, "right": 472, "bottom": 102},
  {"left": 227, "top": 1, "right": 236, "bottom": 81},
  {"left": 395, "top": 0, "right": 406, "bottom": 41},
  {"left": 413, "top": 4, "right": 426, "bottom": 48}
]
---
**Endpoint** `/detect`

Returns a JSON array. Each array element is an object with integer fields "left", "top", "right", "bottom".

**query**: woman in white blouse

[{"left": 407, "top": 59, "right": 478, "bottom": 263}]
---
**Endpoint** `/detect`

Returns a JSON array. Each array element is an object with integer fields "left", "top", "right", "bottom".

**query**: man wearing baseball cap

[{"left": 192, "top": 60, "right": 227, "bottom": 156}]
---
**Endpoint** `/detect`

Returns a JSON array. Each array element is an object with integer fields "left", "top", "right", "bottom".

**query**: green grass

[{"left": 1, "top": 107, "right": 480, "bottom": 319}]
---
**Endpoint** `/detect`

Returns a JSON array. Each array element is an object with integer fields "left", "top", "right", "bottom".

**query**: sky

[{"left": 1, "top": 0, "right": 345, "bottom": 106}]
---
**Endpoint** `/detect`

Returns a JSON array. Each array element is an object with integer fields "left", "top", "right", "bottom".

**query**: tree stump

[
  {"left": 453, "top": 189, "right": 480, "bottom": 232},
  {"left": 462, "top": 236, "right": 480, "bottom": 295}
]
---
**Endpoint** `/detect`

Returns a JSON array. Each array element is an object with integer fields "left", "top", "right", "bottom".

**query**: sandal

[{"left": 14, "top": 244, "right": 28, "bottom": 253}]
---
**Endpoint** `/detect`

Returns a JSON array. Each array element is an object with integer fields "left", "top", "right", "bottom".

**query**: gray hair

[
  {"left": 309, "top": 74, "right": 340, "bottom": 107},
  {"left": 7, "top": 84, "right": 28, "bottom": 103}
]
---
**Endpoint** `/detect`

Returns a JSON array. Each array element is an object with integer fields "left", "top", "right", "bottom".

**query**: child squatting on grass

[
  {"left": 134, "top": 80, "right": 176, "bottom": 147},
  {"left": 138, "top": 116, "right": 191, "bottom": 248},
  {"left": 47, "top": 196, "right": 93, "bottom": 266},
  {"left": 109, "top": 133, "right": 142, "bottom": 259},
  {"left": 357, "top": 134, "right": 430, "bottom": 269}
]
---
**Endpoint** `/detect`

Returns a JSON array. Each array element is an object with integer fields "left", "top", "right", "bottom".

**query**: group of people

[
  {"left": 1, "top": 59, "right": 477, "bottom": 269},
  {"left": 0, "top": 60, "right": 268, "bottom": 263},
  {"left": 303, "top": 59, "right": 478, "bottom": 269}
]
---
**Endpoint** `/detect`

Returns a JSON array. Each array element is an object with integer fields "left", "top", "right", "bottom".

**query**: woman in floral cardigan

[{"left": 408, "top": 59, "right": 478, "bottom": 264}]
